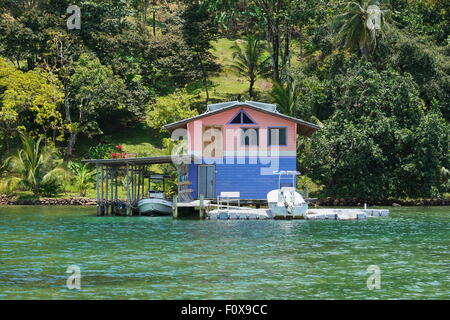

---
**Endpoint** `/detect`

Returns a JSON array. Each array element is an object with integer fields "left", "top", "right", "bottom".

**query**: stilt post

[
  {"left": 95, "top": 164, "right": 100, "bottom": 216},
  {"left": 105, "top": 167, "right": 109, "bottom": 215},
  {"left": 199, "top": 194, "right": 205, "bottom": 219},
  {"left": 126, "top": 163, "right": 132, "bottom": 216},
  {"left": 173, "top": 195, "right": 178, "bottom": 219},
  {"left": 100, "top": 165, "right": 105, "bottom": 216}
]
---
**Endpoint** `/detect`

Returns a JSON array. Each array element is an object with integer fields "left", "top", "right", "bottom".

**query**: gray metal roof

[
  {"left": 206, "top": 100, "right": 277, "bottom": 112},
  {"left": 243, "top": 101, "right": 277, "bottom": 112},
  {"left": 164, "top": 101, "right": 320, "bottom": 136},
  {"left": 206, "top": 101, "right": 240, "bottom": 112}
]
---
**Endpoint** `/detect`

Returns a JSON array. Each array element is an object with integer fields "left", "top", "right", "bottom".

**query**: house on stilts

[
  {"left": 83, "top": 101, "right": 320, "bottom": 216},
  {"left": 164, "top": 101, "right": 320, "bottom": 203}
]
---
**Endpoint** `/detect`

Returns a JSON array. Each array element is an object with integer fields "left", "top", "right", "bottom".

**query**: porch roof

[{"left": 82, "top": 155, "right": 198, "bottom": 167}]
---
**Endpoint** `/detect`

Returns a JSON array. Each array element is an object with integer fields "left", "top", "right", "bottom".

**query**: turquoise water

[{"left": 0, "top": 206, "right": 448, "bottom": 299}]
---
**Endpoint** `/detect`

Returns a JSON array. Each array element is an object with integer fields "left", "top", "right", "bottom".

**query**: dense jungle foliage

[{"left": 0, "top": 0, "right": 448, "bottom": 199}]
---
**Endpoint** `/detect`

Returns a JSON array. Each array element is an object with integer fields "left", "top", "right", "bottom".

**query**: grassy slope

[
  {"left": 194, "top": 38, "right": 273, "bottom": 104},
  {"left": 77, "top": 123, "right": 166, "bottom": 158},
  {"left": 4, "top": 38, "right": 275, "bottom": 199},
  {"left": 83, "top": 38, "right": 273, "bottom": 159}
]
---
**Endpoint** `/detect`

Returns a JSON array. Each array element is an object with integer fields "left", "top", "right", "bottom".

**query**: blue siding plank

[{"left": 187, "top": 157, "right": 296, "bottom": 200}]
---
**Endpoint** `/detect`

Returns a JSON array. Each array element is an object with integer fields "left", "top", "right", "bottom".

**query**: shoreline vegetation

[
  {"left": 0, "top": 194, "right": 448, "bottom": 207},
  {"left": 0, "top": 2, "right": 448, "bottom": 202}
]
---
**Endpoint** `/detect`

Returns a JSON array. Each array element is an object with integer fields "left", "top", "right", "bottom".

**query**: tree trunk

[
  {"left": 66, "top": 132, "right": 77, "bottom": 160},
  {"left": 196, "top": 50, "right": 209, "bottom": 104},
  {"left": 27, "top": 57, "right": 34, "bottom": 71},
  {"left": 281, "top": 23, "right": 291, "bottom": 82},
  {"left": 2, "top": 128, "right": 11, "bottom": 153},
  {"left": 249, "top": 78, "right": 255, "bottom": 99},
  {"left": 152, "top": 10, "right": 156, "bottom": 36},
  {"left": 143, "top": 0, "right": 148, "bottom": 24},
  {"left": 298, "top": 25, "right": 303, "bottom": 58},
  {"left": 64, "top": 82, "right": 73, "bottom": 161},
  {"left": 267, "top": 18, "right": 280, "bottom": 83}
]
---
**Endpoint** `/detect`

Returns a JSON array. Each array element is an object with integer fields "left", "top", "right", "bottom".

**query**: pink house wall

[{"left": 186, "top": 106, "right": 297, "bottom": 154}]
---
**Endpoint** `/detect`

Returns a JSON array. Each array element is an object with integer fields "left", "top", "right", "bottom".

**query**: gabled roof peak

[{"left": 164, "top": 100, "right": 320, "bottom": 137}]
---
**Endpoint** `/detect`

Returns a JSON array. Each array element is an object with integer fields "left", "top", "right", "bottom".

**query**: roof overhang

[
  {"left": 82, "top": 155, "right": 198, "bottom": 167},
  {"left": 164, "top": 101, "right": 320, "bottom": 137}
]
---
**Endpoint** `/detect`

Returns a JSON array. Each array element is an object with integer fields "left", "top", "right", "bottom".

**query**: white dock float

[
  {"left": 305, "top": 208, "right": 389, "bottom": 220},
  {"left": 207, "top": 208, "right": 272, "bottom": 220},
  {"left": 207, "top": 208, "right": 389, "bottom": 221}
]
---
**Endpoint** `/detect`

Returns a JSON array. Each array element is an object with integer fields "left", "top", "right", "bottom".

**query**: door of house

[{"left": 198, "top": 165, "right": 215, "bottom": 199}]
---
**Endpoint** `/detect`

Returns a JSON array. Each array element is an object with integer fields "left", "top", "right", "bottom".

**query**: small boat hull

[
  {"left": 267, "top": 188, "right": 308, "bottom": 218},
  {"left": 137, "top": 198, "right": 172, "bottom": 216},
  {"left": 268, "top": 202, "right": 308, "bottom": 216}
]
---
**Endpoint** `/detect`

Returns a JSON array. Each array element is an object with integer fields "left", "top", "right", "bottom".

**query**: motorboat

[
  {"left": 267, "top": 171, "right": 308, "bottom": 218},
  {"left": 137, "top": 174, "right": 173, "bottom": 216}
]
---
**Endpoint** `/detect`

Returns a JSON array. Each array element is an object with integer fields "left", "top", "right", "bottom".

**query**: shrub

[
  {"left": 306, "top": 62, "right": 449, "bottom": 199},
  {"left": 146, "top": 88, "right": 198, "bottom": 132},
  {"left": 85, "top": 143, "right": 114, "bottom": 160},
  {"left": 68, "top": 161, "right": 95, "bottom": 197}
]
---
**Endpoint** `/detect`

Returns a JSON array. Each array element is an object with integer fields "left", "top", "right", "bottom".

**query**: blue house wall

[{"left": 188, "top": 156, "right": 297, "bottom": 199}]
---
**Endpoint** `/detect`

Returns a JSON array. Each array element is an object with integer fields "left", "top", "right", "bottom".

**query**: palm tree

[
  {"left": 0, "top": 157, "right": 10, "bottom": 177},
  {"left": 270, "top": 80, "right": 300, "bottom": 117},
  {"left": 230, "top": 36, "right": 271, "bottom": 98},
  {"left": 6, "top": 133, "right": 66, "bottom": 196},
  {"left": 335, "top": 0, "right": 387, "bottom": 56},
  {"left": 68, "top": 161, "right": 95, "bottom": 197}
]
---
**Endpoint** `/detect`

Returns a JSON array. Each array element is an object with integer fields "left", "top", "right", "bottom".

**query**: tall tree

[
  {"left": 181, "top": 2, "right": 219, "bottom": 103},
  {"left": 66, "top": 53, "right": 127, "bottom": 159},
  {"left": 0, "top": 57, "right": 64, "bottom": 151},
  {"left": 253, "top": 0, "right": 297, "bottom": 82},
  {"left": 335, "top": 0, "right": 388, "bottom": 56},
  {"left": 230, "top": 36, "right": 270, "bottom": 98},
  {"left": 306, "top": 62, "right": 449, "bottom": 199},
  {"left": 270, "top": 80, "right": 299, "bottom": 117}
]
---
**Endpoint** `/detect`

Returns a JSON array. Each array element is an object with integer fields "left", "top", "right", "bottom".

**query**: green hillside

[{"left": 0, "top": 1, "right": 448, "bottom": 200}]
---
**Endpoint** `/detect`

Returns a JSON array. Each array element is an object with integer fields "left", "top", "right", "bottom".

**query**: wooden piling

[
  {"left": 126, "top": 163, "right": 132, "bottom": 216},
  {"left": 137, "top": 166, "right": 141, "bottom": 201},
  {"left": 114, "top": 169, "right": 118, "bottom": 215},
  {"left": 199, "top": 194, "right": 205, "bottom": 219},
  {"left": 142, "top": 166, "right": 146, "bottom": 197},
  {"left": 95, "top": 164, "right": 100, "bottom": 216},
  {"left": 131, "top": 165, "right": 135, "bottom": 209},
  {"left": 100, "top": 165, "right": 105, "bottom": 216},
  {"left": 173, "top": 195, "right": 178, "bottom": 219},
  {"left": 105, "top": 167, "right": 109, "bottom": 215}
]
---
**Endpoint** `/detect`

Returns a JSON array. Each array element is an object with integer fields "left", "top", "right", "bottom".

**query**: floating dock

[
  {"left": 305, "top": 208, "right": 389, "bottom": 220},
  {"left": 208, "top": 208, "right": 273, "bottom": 220},
  {"left": 205, "top": 208, "right": 389, "bottom": 220}
]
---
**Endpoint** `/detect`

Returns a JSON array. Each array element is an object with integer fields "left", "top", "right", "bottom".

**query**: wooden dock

[{"left": 173, "top": 195, "right": 212, "bottom": 219}]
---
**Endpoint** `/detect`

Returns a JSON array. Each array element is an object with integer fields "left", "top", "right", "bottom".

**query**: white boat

[
  {"left": 137, "top": 193, "right": 172, "bottom": 216},
  {"left": 137, "top": 174, "right": 173, "bottom": 216},
  {"left": 267, "top": 171, "right": 308, "bottom": 218}
]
